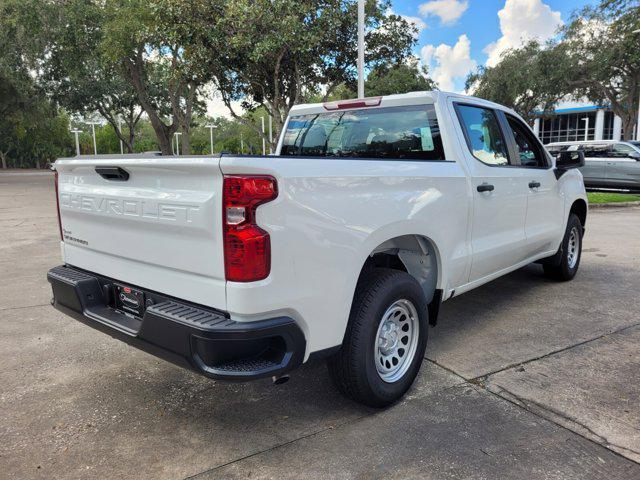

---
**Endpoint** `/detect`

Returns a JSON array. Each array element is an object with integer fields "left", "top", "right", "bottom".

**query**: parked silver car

[{"left": 546, "top": 140, "right": 640, "bottom": 192}]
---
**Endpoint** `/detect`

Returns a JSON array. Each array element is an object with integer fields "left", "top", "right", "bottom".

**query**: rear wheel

[
  {"left": 543, "top": 213, "right": 583, "bottom": 281},
  {"left": 328, "top": 268, "right": 428, "bottom": 408}
]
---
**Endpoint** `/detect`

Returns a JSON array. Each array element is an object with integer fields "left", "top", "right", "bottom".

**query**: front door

[
  {"left": 503, "top": 113, "right": 565, "bottom": 257},
  {"left": 453, "top": 103, "right": 529, "bottom": 282},
  {"left": 579, "top": 143, "right": 609, "bottom": 188},
  {"left": 605, "top": 143, "right": 640, "bottom": 190}
]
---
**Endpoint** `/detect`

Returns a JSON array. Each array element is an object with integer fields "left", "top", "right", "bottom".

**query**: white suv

[{"left": 546, "top": 140, "right": 640, "bottom": 192}]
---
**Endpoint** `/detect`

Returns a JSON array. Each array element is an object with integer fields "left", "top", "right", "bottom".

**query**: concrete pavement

[{"left": 1, "top": 172, "right": 639, "bottom": 479}]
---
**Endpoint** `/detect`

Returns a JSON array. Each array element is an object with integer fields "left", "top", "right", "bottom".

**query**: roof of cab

[
  {"left": 546, "top": 140, "right": 621, "bottom": 146},
  {"left": 288, "top": 90, "right": 514, "bottom": 117}
]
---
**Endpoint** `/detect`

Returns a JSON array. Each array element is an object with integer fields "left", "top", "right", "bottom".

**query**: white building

[{"left": 533, "top": 105, "right": 624, "bottom": 145}]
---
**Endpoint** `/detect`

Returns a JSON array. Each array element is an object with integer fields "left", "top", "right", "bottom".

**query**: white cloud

[
  {"left": 386, "top": 8, "right": 428, "bottom": 33},
  {"left": 419, "top": 0, "right": 468, "bottom": 25},
  {"left": 484, "top": 0, "right": 563, "bottom": 67},
  {"left": 204, "top": 84, "right": 243, "bottom": 119},
  {"left": 402, "top": 14, "right": 428, "bottom": 32},
  {"left": 420, "top": 34, "right": 477, "bottom": 92}
]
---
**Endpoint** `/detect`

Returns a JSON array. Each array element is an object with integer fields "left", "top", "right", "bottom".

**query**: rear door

[
  {"left": 453, "top": 103, "right": 529, "bottom": 281},
  {"left": 55, "top": 156, "right": 227, "bottom": 309}
]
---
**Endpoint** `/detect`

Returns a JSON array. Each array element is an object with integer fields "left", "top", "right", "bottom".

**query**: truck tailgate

[{"left": 55, "top": 156, "right": 226, "bottom": 309}]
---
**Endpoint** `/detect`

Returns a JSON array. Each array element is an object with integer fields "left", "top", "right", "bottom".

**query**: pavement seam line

[
  {"left": 424, "top": 357, "right": 640, "bottom": 467},
  {"left": 182, "top": 411, "right": 377, "bottom": 479},
  {"left": 0, "top": 303, "right": 50, "bottom": 312},
  {"left": 481, "top": 383, "right": 640, "bottom": 466},
  {"left": 488, "top": 384, "right": 640, "bottom": 459},
  {"left": 464, "top": 321, "right": 640, "bottom": 382}
]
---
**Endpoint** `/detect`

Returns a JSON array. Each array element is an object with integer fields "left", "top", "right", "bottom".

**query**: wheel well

[
  {"left": 360, "top": 235, "right": 440, "bottom": 306},
  {"left": 570, "top": 199, "right": 587, "bottom": 228}
]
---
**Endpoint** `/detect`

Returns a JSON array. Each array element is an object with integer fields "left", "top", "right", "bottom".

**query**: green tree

[
  {"left": 41, "top": 1, "right": 144, "bottom": 153},
  {"left": 0, "top": 0, "right": 73, "bottom": 168},
  {"left": 100, "top": 0, "right": 207, "bottom": 154},
  {"left": 466, "top": 41, "right": 569, "bottom": 124},
  {"left": 561, "top": 1, "right": 640, "bottom": 139},
  {"left": 0, "top": 101, "right": 73, "bottom": 168},
  {"left": 159, "top": 0, "right": 417, "bottom": 150},
  {"left": 365, "top": 59, "right": 438, "bottom": 97}
]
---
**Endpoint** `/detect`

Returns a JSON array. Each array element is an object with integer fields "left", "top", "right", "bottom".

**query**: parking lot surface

[{"left": 1, "top": 171, "right": 639, "bottom": 479}]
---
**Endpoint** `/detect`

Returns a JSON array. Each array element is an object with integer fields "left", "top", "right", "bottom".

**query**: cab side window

[
  {"left": 505, "top": 115, "right": 548, "bottom": 168},
  {"left": 584, "top": 145, "right": 610, "bottom": 158},
  {"left": 611, "top": 143, "right": 636, "bottom": 158},
  {"left": 456, "top": 104, "right": 510, "bottom": 166}
]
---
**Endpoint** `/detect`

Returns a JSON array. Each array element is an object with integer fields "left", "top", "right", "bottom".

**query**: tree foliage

[
  {"left": 466, "top": 41, "right": 569, "bottom": 124},
  {"left": 467, "top": 0, "right": 639, "bottom": 137},
  {"left": 100, "top": 0, "right": 206, "bottom": 154},
  {"left": 365, "top": 59, "right": 438, "bottom": 97},
  {"left": 42, "top": 0, "right": 146, "bottom": 153},
  {"left": 0, "top": 0, "right": 73, "bottom": 168},
  {"left": 158, "top": 0, "right": 417, "bottom": 149},
  {"left": 560, "top": 1, "right": 640, "bottom": 139}
]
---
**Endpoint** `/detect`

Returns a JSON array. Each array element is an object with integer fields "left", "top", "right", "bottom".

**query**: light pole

[
  {"left": 240, "top": 132, "right": 244, "bottom": 154},
  {"left": 70, "top": 129, "right": 82, "bottom": 156},
  {"left": 634, "top": 29, "right": 640, "bottom": 140},
  {"left": 88, "top": 122, "right": 100, "bottom": 155},
  {"left": 174, "top": 132, "right": 182, "bottom": 155},
  {"left": 261, "top": 116, "right": 266, "bottom": 155},
  {"left": 269, "top": 116, "right": 273, "bottom": 154},
  {"left": 581, "top": 117, "right": 589, "bottom": 141},
  {"left": 357, "top": 0, "right": 365, "bottom": 99},
  {"left": 205, "top": 125, "right": 215, "bottom": 154},
  {"left": 118, "top": 117, "right": 124, "bottom": 154}
]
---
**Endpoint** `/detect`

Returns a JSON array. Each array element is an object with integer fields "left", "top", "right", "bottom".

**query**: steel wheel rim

[
  {"left": 567, "top": 227, "right": 580, "bottom": 269},
  {"left": 374, "top": 299, "right": 419, "bottom": 383}
]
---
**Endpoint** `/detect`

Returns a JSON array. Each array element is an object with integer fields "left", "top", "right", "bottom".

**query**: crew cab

[{"left": 48, "top": 91, "right": 587, "bottom": 407}]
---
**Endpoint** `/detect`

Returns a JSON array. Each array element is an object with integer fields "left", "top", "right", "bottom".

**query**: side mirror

[
  {"left": 556, "top": 150, "right": 585, "bottom": 169},
  {"left": 554, "top": 150, "right": 584, "bottom": 178},
  {"left": 628, "top": 151, "right": 640, "bottom": 161}
]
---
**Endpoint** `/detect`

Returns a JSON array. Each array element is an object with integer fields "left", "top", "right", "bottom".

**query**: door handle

[
  {"left": 528, "top": 181, "right": 541, "bottom": 189},
  {"left": 95, "top": 166, "right": 130, "bottom": 181},
  {"left": 477, "top": 183, "right": 494, "bottom": 193}
]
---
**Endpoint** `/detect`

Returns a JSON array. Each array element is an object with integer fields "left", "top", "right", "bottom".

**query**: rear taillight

[
  {"left": 223, "top": 175, "right": 278, "bottom": 282},
  {"left": 54, "top": 170, "right": 63, "bottom": 240}
]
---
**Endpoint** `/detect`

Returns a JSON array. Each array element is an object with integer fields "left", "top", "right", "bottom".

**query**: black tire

[
  {"left": 543, "top": 213, "right": 583, "bottom": 281},
  {"left": 328, "top": 268, "right": 428, "bottom": 408}
]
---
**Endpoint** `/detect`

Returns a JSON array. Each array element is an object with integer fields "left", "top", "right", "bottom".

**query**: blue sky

[
  {"left": 208, "top": 0, "right": 598, "bottom": 117},
  {"left": 389, "top": 0, "right": 596, "bottom": 92}
]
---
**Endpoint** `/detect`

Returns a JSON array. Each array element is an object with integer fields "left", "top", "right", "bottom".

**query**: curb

[
  {"left": 0, "top": 171, "right": 53, "bottom": 177},
  {"left": 590, "top": 201, "right": 640, "bottom": 209}
]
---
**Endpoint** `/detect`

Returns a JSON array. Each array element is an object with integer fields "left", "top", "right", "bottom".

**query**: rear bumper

[{"left": 47, "top": 265, "right": 305, "bottom": 381}]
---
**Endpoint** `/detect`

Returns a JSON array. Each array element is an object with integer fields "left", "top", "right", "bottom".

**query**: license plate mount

[{"left": 114, "top": 284, "right": 145, "bottom": 317}]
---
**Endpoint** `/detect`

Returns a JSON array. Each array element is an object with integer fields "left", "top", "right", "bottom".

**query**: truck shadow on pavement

[{"left": 14, "top": 257, "right": 640, "bottom": 478}]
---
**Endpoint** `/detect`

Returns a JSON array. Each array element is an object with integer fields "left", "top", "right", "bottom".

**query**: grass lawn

[{"left": 587, "top": 192, "right": 640, "bottom": 204}]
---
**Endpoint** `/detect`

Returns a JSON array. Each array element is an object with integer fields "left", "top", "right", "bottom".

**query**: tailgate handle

[{"left": 95, "top": 166, "right": 130, "bottom": 181}]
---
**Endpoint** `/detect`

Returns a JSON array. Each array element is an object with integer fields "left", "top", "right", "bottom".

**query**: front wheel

[
  {"left": 328, "top": 268, "right": 428, "bottom": 408},
  {"left": 543, "top": 213, "right": 583, "bottom": 281}
]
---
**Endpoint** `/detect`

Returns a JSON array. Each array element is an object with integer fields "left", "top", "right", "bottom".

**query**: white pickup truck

[{"left": 48, "top": 91, "right": 587, "bottom": 407}]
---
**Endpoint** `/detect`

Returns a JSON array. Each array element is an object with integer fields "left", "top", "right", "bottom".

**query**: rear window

[{"left": 280, "top": 105, "right": 445, "bottom": 160}]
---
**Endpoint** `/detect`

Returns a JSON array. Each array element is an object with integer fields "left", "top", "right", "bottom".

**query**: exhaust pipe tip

[{"left": 272, "top": 374, "right": 290, "bottom": 386}]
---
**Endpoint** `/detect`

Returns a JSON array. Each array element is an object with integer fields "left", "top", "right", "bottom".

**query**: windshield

[{"left": 280, "top": 105, "right": 445, "bottom": 161}]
